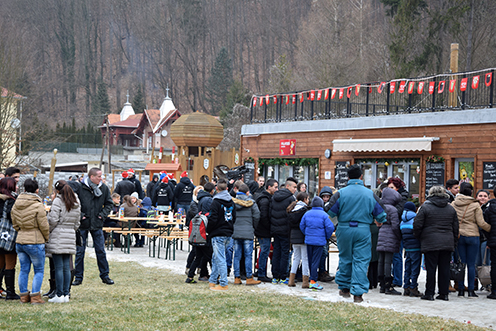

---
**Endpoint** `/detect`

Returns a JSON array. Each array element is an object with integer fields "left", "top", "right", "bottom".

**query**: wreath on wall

[
  {"left": 258, "top": 158, "right": 319, "bottom": 173},
  {"left": 425, "top": 155, "right": 445, "bottom": 163},
  {"left": 243, "top": 156, "right": 255, "bottom": 163}
]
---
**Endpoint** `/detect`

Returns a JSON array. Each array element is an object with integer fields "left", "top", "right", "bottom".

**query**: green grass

[{"left": 1, "top": 256, "right": 487, "bottom": 330}]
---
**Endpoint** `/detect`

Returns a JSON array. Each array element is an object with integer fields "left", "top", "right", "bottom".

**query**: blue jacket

[
  {"left": 300, "top": 207, "right": 335, "bottom": 246},
  {"left": 327, "top": 179, "right": 386, "bottom": 225},
  {"left": 400, "top": 209, "right": 420, "bottom": 251}
]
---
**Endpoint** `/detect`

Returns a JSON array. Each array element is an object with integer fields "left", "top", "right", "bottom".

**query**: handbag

[
  {"left": 75, "top": 229, "right": 83, "bottom": 247},
  {"left": 0, "top": 203, "right": 17, "bottom": 251},
  {"left": 477, "top": 247, "right": 491, "bottom": 287},
  {"left": 450, "top": 258, "right": 466, "bottom": 282}
]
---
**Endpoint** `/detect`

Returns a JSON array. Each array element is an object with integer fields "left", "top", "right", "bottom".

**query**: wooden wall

[{"left": 241, "top": 122, "right": 496, "bottom": 201}]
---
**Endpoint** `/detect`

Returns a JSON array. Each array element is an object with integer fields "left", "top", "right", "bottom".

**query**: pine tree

[
  {"left": 92, "top": 80, "right": 111, "bottom": 121},
  {"left": 205, "top": 47, "right": 233, "bottom": 115},
  {"left": 132, "top": 84, "right": 146, "bottom": 112},
  {"left": 219, "top": 80, "right": 250, "bottom": 123}
]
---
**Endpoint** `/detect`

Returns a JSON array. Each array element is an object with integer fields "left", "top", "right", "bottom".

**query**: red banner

[
  {"left": 472, "top": 75, "right": 480, "bottom": 89},
  {"left": 408, "top": 82, "right": 415, "bottom": 94},
  {"left": 377, "top": 82, "right": 385, "bottom": 94},
  {"left": 418, "top": 82, "right": 425, "bottom": 94},
  {"left": 309, "top": 90, "right": 315, "bottom": 101},
  {"left": 324, "top": 89, "right": 329, "bottom": 100},
  {"left": 449, "top": 80, "right": 456, "bottom": 93},
  {"left": 285, "top": 95, "right": 290, "bottom": 105},
  {"left": 299, "top": 93, "right": 304, "bottom": 103},
  {"left": 398, "top": 81, "right": 406, "bottom": 94},
  {"left": 331, "top": 89, "right": 336, "bottom": 99},
  {"left": 438, "top": 81, "right": 445, "bottom": 94},
  {"left": 273, "top": 96, "right": 278, "bottom": 104},
  {"left": 292, "top": 95, "right": 296, "bottom": 104},
  {"left": 347, "top": 86, "right": 352, "bottom": 98},
  {"left": 355, "top": 84, "right": 360, "bottom": 96},
  {"left": 390, "top": 82, "right": 396, "bottom": 94},
  {"left": 317, "top": 89, "right": 322, "bottom": 100},
  {"left": 460, "top": 78, "right": 468, "bottom": 91},
  {"left": 279, "top": 139, "right": 296, "bottom": 156},
  {"left": 428, "top": 82, "right": 435, "bottom": 94},
  {"left": 265, "top": 95, "right": 270, "bottom": 105},
  {"left": 485, "top": 72, "right": 492, "bottom": 87},
  {"left": 253, "top": 97, "right": 257, "bottom": 106},
  {"left": 259, "top": 96, "right": 264, "bottom": 106},
  {"left": 339, "top": 88, "right": 344, "bottom": 99}
]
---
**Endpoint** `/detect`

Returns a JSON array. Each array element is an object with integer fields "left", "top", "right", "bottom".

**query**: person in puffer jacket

[
  {"left": 376, "top": 187, "right": 402, "bottom": 295},
  {"left": 232, "top": 184, "right": 260, "bottom": 286},
  {"left": 400, "top": 201, "right": 422, "bottom": 297},
  {"left": 11, "top": 178, "right": 49, "bottom": 304},
  {"left": 45, "top": 180, "right": 81, "bottom": 303},
  {"left": 287, "top": 192, "right": 310, "bottom": 288},
  {"left": 300, "top": 196, "right": 335, "bottom": 291}
]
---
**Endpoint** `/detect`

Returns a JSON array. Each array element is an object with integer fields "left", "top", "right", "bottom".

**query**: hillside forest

[{"left": 1, "top": 0, "right": 495, "bottom": 155}]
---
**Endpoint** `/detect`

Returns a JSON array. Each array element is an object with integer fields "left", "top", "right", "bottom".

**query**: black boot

[
  {"left": 385, "top": 277, "right": 401, "bottom": 295},
  {"left": 379, "top": 275, "right": 385, "bottom": 293},
  {"left": 4, "top": 269, "right": 20, "bottom": 300},
  {"left": 458, "top": 289, "right": 465, "bottom": 297},
  {"left": 487, "top": 291, "right": 496, "bottom": 299},
  {"left": 43, "top": 279, "right": 56, "bottom": 298},
  {"left": 467, "top": 290, "right": 478, "bottom": 298}
]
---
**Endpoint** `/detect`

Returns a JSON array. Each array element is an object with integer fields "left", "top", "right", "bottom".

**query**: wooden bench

[{"left": 159, "top": 230, "right": 189, "bottom": 260}]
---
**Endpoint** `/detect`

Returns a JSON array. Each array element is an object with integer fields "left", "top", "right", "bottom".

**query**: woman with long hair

[
  {"left": 0, "top": 177, "right": 20, "bottom": 300},
  {"left": 45, "top": 180, "right": 81, "bottom": 303}
]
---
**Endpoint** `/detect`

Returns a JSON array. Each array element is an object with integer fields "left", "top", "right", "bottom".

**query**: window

[
  {"left": 358, "top": 161, "right": 420, "bottom": 197},
  {"left": 455, "top": 158, "right": 475, "bottom": 187}
]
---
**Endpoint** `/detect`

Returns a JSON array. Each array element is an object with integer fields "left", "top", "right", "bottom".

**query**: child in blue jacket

[
  {"left": 400, "top": 201, "right": 422, "bottom": 297},
  {"left": 300, "top": 196, "right": 335, "bottom": 290}
]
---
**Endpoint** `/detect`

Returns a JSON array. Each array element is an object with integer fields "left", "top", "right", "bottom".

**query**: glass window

[
  {"left": 293, "top": 166, "right": 305, "bottom": 183},
  {"left": 308, "top": 163, "right": 319, "bottom": 199},
  {"left": 392, "top": 164, "right": 406, "bottom": 182},
  {"left": 362, "top": 164, "right": 373, "bottom": 188},
  {"left": 455, "top": 158, "right": 475, "bottom": 187},
  {"left": 376, "top": 164, "right": 388, "bottom": 188},
  {"left": 278, "top": 165, "right": 291, "bottom": 183},
  {"left": 266, "top": 166, "right": 275, "bottom": 180},
  {"left": 409, "top": 164, "right": 420, "bottom": 198}
]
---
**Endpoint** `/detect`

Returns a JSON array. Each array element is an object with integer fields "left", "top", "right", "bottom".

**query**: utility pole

[{"left": 449, "top": 43, "right": 459, "bottom": 108}]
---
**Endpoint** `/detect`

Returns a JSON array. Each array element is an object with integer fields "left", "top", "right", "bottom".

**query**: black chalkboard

[
  {"left": 483, "top": 162, "right": 496, "bottom": 190},
  {"left": 335, "top": 162, "right": 349, "bottom": 189},
  {"left": 243, "top": 162, "right": 256, "bottom": 184},
  {"left": 425, "top": 162, "right": 445, "bottom": 193}
]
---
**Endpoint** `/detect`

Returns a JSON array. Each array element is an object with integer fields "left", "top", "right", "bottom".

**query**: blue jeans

[
  {"left": 16, "top": 244, "right": 46, "bottom": 294},
  {"left": 177, "top": 204, "right": 190, "bottom": 215},
  {"left": 457, "top": 235, "right": 479, "bottom": 290},
  {"left": 209, "top": 236, "right": 231, "bottom": 287},
  {"left": 257, "top": 237, "right": 271, "bottom": 278},
  {"left": 52, "top": 254, "right": 71, "bottom": 296},
  {"left": 234, "top": 239, "right": 254, "bottom": 278},
  {"left": 271, "top": 235, "right": 290, "bottom": 280},
  {"left": 393, "top": 241, "right": 403, "bottom": 286},
  {"left": 75, "top": 229, "right": 110, "bottom": 281},
  {"left": 403, "top": 251, "right": 421, "bottom": 289},
  {"left": 225, "top": 237, "right": 234, "bottom": 269},
  {"left": 307, "top": 245, "right": 323, "bottom": 282}
]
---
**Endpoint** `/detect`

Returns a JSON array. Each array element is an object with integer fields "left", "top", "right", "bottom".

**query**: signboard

[
  {"left": 334, "top": 162, "right": 349, "bottom": 189},
  {"left": 425, "top": 162, "right": 445, "bottom": 194},
  {"left": 243, "top": 162, "right": 256, "bottom": 184},
  {"left": 280, "top": 139, "right": 296, "bottom": 156},
  {"left": 483, "top": 162, "right": 496, "bottom": 190}
]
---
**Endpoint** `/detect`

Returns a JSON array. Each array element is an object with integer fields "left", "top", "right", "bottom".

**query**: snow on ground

[{"left": 87, "top": 243, "right": 496, "bottom": 329}]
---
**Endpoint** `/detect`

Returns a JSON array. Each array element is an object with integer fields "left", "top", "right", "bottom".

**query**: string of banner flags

[{"left": 251, "top": 67, "right": 495, "bottom": 107}]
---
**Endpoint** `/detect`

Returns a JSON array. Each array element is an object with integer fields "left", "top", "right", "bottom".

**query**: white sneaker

[
  {"left": 63, "top": 295, "right": 70, "bottom": 303},
  {"left": 48, "top": 295, "right": 65, "bottom": 303}
]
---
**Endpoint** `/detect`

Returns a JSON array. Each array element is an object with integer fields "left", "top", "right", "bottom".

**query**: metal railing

[{"left": 250, "top": 68, "right": 495, "bottom": 123}]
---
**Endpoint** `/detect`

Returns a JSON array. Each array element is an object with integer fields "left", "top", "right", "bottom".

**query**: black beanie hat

[{"left": 311, "top": 196, "right": 324, "bottom": 208}]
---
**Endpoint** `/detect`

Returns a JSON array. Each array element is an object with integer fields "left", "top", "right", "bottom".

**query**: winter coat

[
  {"left": 11, "top": 193, "right": 49, "bottom": 244},
  {"left": 288, "top": 201, "right": 310, "bottom": 245},
  {"left": 129, "top": 176, "right": 145, "bottom": 199},
  {"left": 300, "top": 207, "right": 335, "bottom": 246},
  {"left": 197, "top": 190, "right": 213, "bottom": 214},
  {"left": 270, "top": 188, "right": 295, "bottom": 237},
  {"left": 186, "top": 200, "right": 198, "bottom": 228},
  {"left": 152, "top": 182, "right": 174, "bottom": 208},
  {"left": 114, "top": 178, "right": 136, "bottom": 202},
  {"left": 394, "top": 187, "right": 409, "bottom": 219},
  {"left": 413, "top": 193, "right": 459, "bottom": 253},
  {"left": 451, "top": 194, "right": 490, "bottom": 237},
  {"left": 327, "top": 179, "right": 386, "bottom": 225},
  {"left": 173, "top": 177, "right": 195, "bottom": 207},
  {"left": 146, "top": 175, "right": 159, "bottom": 197},
  {"left": 207, "top": 190, "right": 236, "bottom": 238},
  {"left": 232, "top": 193, "right": 260, "bottom": 240},
  {"left": 483, "top": 199, "right": 496, "bottom": 249},
  {"left": 376, "top": 188, "right": 402, "bottom": 253},
  {"left": 45, "top": 194, "right": 81, "bottom": 255},
  {"left": 400, "top": 209, "right": 420, "bottom": 251},
  {"left": 320, "top": 186, "right": 334, "bottom": 213},
  {"left": 255, "top": 190, "right": 272, "bottom": 238},
  {"left": 78, "top": 178, "right": 113, "bottom": 231}
]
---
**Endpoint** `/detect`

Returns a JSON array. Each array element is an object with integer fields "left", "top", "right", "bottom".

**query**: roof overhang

[{"left": 332, "top": 137, "right": 440, "bottom": 152}]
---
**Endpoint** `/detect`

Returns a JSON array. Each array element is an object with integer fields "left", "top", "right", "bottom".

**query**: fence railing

[
  {"left": 30, "top": 141, "right": 124, "bottom": 155},
  {"left": 250, "top": 68, "right": 495, "bottom": 123}
]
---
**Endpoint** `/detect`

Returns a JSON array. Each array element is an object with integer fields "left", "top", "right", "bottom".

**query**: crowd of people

[{"left": 1, "top": 163, "right": 496, "bottom": 305}]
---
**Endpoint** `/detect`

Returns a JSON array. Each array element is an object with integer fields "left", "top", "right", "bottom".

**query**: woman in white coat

[{"left": 46, "top": 180, "right": 80, "bottom": 303}]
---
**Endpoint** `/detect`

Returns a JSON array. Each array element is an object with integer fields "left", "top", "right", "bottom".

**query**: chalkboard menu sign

[
  {"left": 335, "top": 162, "right": 349, "bottom": 189},
  {"left": 243, "top": 162, "right": 256, "bottom": 183},
  {"left": 425, "top": 162, "right": 445, "bottom": 193},
  {"left": 483, "top": 162, "right": 496, "bottom": 190}
]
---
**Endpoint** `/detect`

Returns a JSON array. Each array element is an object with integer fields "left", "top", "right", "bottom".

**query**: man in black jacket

[
  {"left": 255, "top": 179, "right": 278, "bottom": 282},
  {"left": 270, "top": 177, "right": 297, "bottom": 284},
  {"left": 152, "top": 174, "right": 174, "bottom": 212},
  {"left": 127, "top": 168, "right": 144, "bottom": 199},
  {"left": 73, "top": 167, "right": 114, "bottom": 286},
  {"left": 146, "top": 174, "right": 159, "bottom": 197},
  {"left": 114, "top": 171, "right": 136, "bottom": 203},
  {"left": 173, "top": 171, "right": 195, "bottom": 213}
]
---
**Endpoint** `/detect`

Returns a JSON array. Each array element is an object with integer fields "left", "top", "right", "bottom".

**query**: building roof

[{"left": 1, "top": 87, "right": 25, "bottom": 99}]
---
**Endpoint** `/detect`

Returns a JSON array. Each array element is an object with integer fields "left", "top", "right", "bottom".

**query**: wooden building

[{"left": 241, "top": 108, "right": 496, "bottom": 202}]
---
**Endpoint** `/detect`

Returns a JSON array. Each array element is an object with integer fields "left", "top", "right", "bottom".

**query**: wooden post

[
  {"left": 48, "top": 149, "right": 58, "bottom": 195},
  {"left": 449, "top": 43, "right": 459, "bottom": 108}
]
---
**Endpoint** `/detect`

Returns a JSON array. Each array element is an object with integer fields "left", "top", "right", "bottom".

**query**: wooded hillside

[{"left": 1, "top": 0, "right": 494, "bottom": 133}]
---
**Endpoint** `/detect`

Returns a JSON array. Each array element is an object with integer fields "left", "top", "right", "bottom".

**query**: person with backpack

[
  {"left": 400, "top": 201, "right": 422, "bottom": 297},
  {"left": 207, "top": 179, "right": 236, "bottom": 291},
  {"left": 185, "top": 183, "right": 215, "bottom": 283},
  {"left": 232, "top": 184, "right": 261, "bottom": 286}
]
